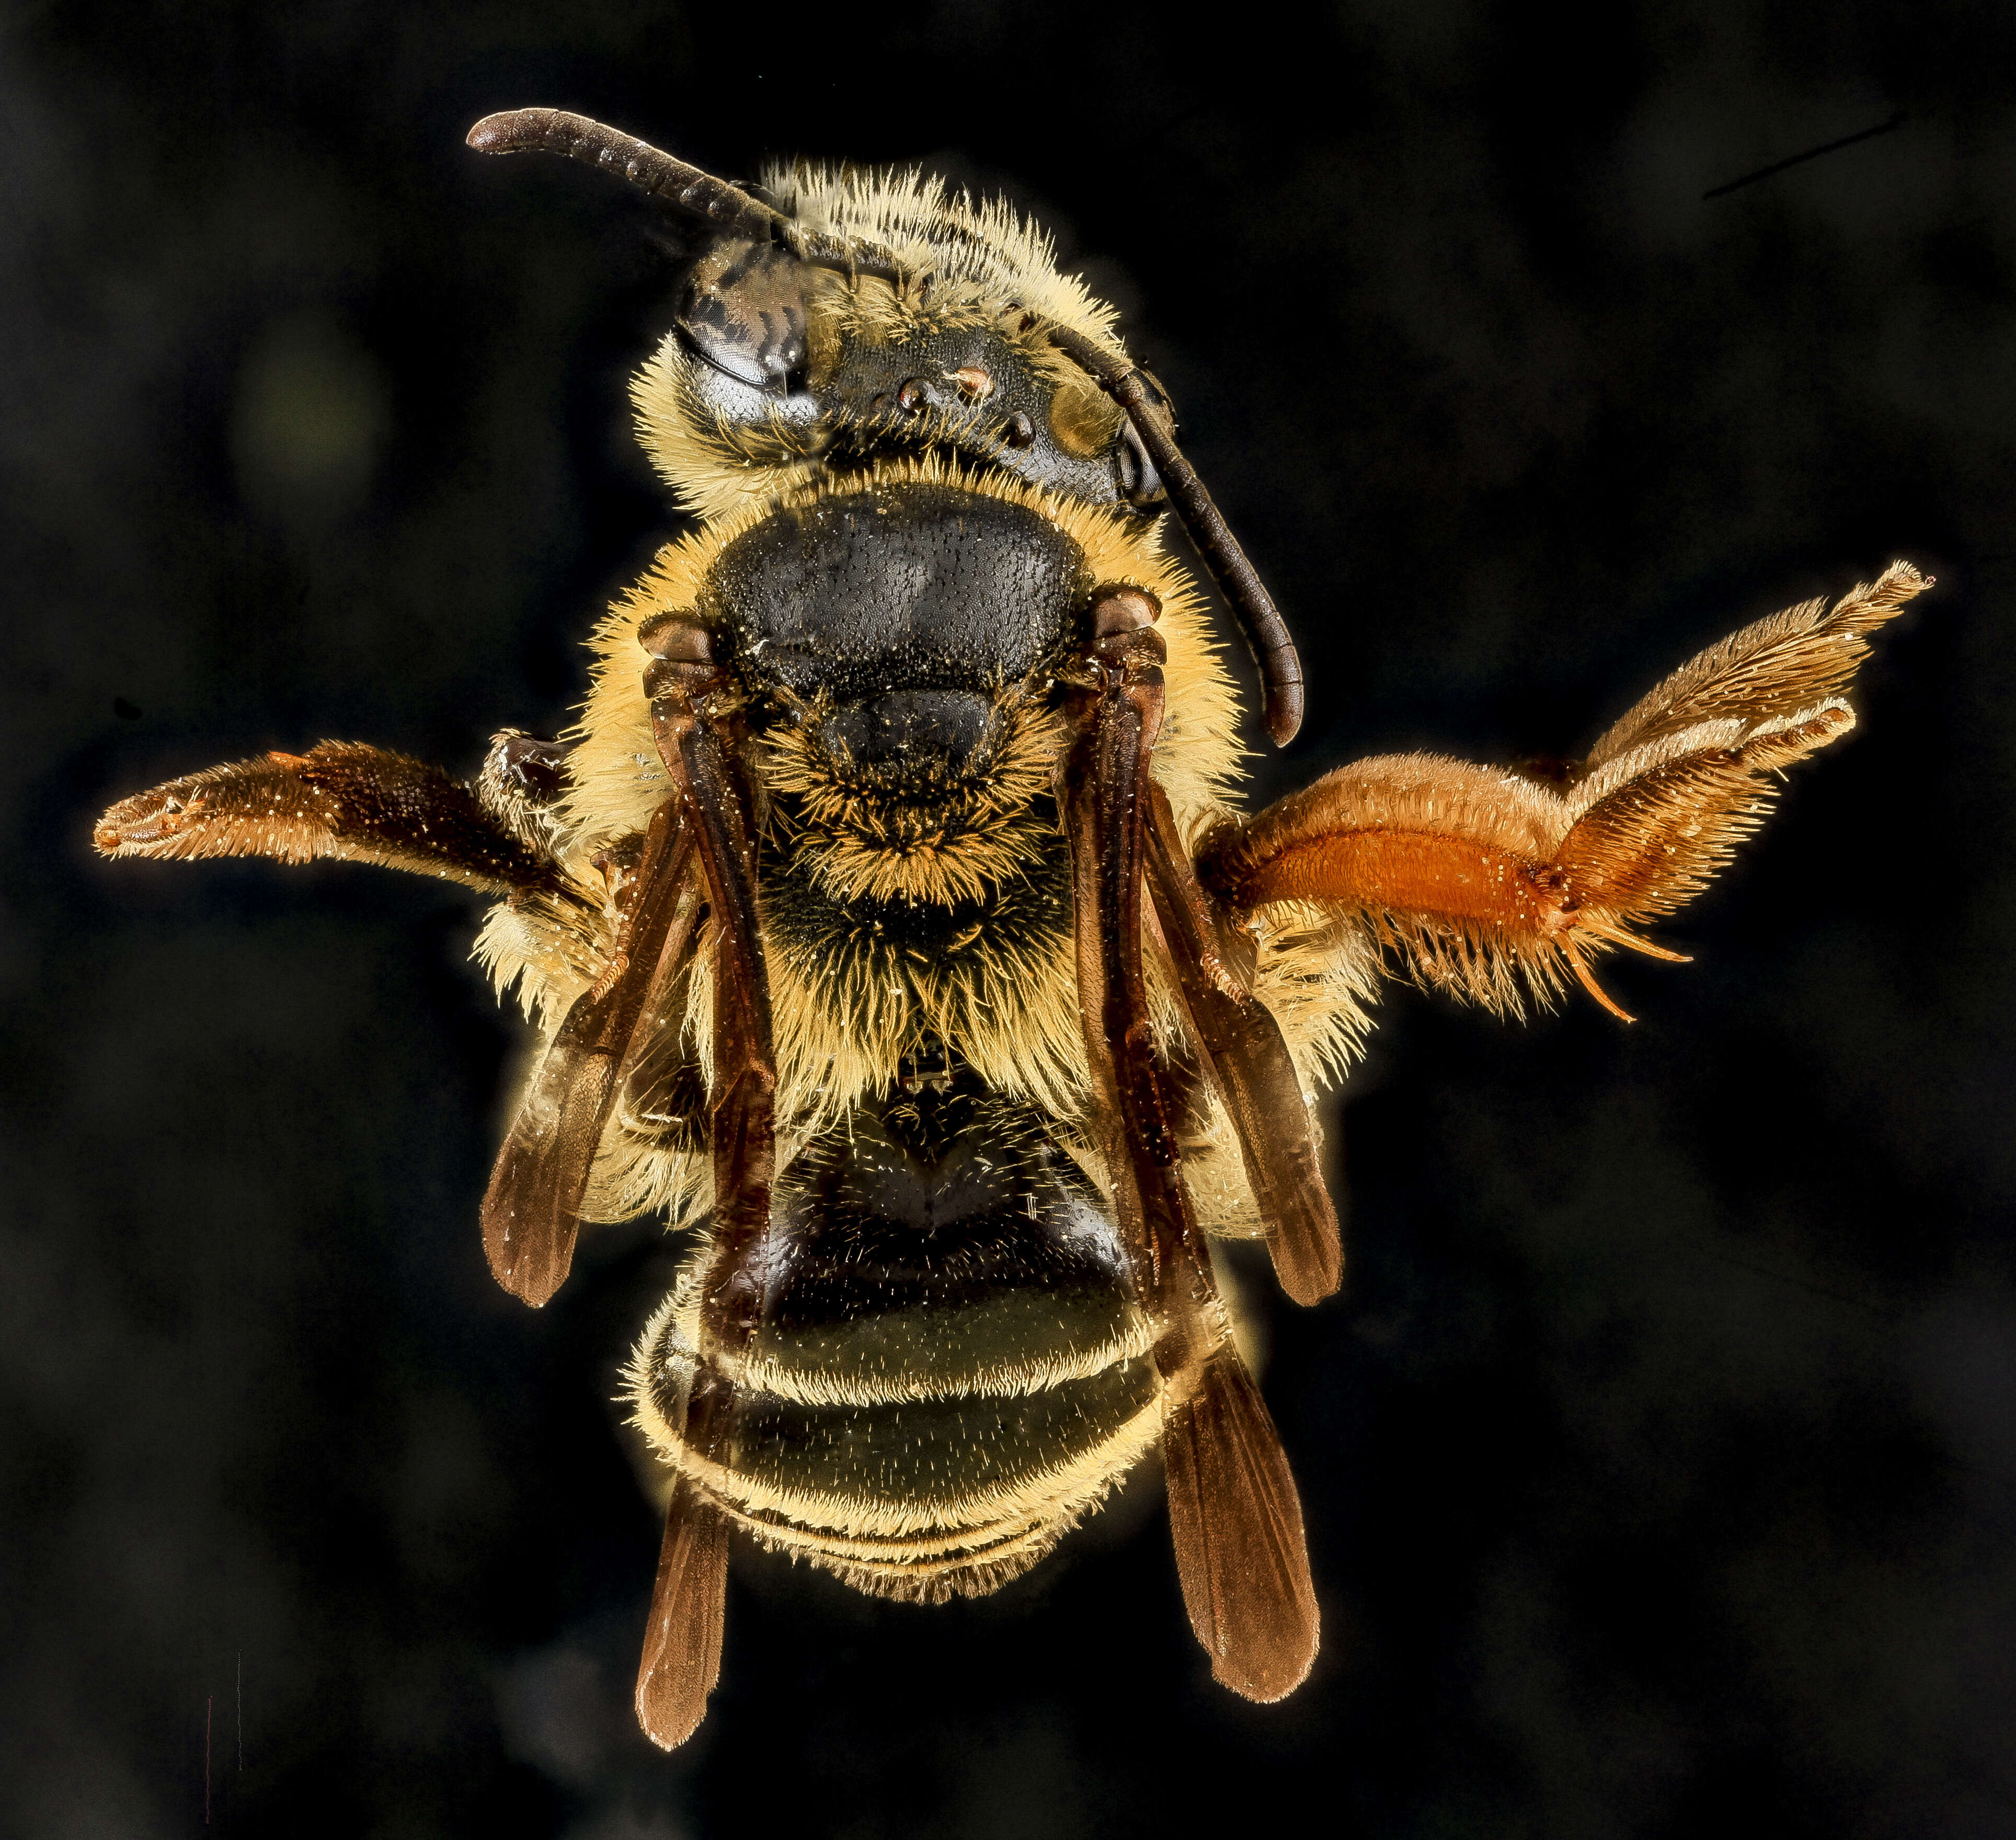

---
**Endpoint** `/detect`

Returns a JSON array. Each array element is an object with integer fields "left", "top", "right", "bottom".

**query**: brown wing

[
  {"left": 1164, "top": 1353, "right": 1321, "bottom": 1701},
  {"left": 633, "top": 1474, "right": 729, "bottom": 1752},
  {"left": 1144, "top": 781, "right": 1341, "bottom": 1306},
  {"left": 481, "top": 803, "right": 702, "bottom": 1306}
]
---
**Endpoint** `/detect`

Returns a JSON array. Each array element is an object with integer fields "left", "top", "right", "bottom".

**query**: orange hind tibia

[{"left": 1199, "top": 562, "right": 1931, "bottom": 1021}]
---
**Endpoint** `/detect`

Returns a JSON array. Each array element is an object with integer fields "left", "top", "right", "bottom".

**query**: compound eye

[
  {"left": 1116, "top": 418, "right": 1165, "bottom": 508},
  {"left": 675, "top": 239, "right": 810, "bottom": 393},
  {"left": 679, "top": 318, "right": 788, "bottom": 390}
]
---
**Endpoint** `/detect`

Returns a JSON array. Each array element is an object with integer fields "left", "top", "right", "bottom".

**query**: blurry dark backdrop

[{"left": 5, "top": 3, "right": 2014, "bottom": 1836}]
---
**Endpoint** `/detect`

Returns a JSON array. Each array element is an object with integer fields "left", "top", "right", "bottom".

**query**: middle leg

[
  {"left": 631, "top": 611, "right": 781, "bottom": 1751},
  {"left": 1057, "top": 585, "right": 1320, "bottom": 1703}
]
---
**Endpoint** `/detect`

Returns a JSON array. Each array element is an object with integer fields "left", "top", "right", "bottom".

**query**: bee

[{"left": 95, "top": 108, "right": 1930, "bottom": 1751}]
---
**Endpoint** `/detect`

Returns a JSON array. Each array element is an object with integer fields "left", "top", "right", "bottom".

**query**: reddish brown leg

[
  {"left": 96, "top": 740, "right": 562, "bottom": 893},
  {"left": 1197, "top": 562, "right": 1933, "bottom": 1021},
  {"left": 1056, "top": 605, "right": 1188, "bottom": 1307},
  {"left": 624, "top": 615, "right": 781, "bottom": 1750},
  {"left": 480, "top": 804, "right": 702, "bottom": 1306},
  {"left": 645, "top": 617, "right": 777, "bottom": 1305},
  {"left": 1143, "top": 781, "right": 1341, "bottom": 1306},
  {"left": 1057, "top": 588, "right": 1319, "bottom": 1702}
]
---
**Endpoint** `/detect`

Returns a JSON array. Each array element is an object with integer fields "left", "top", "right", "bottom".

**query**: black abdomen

[{"left": 629, "top": 1082, "right": 1163, "bottom": 1601}]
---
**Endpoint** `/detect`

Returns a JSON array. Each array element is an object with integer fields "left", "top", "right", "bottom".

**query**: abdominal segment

[{"left": 626, "top": 1079, "right": 1181, "bottom": 1601}]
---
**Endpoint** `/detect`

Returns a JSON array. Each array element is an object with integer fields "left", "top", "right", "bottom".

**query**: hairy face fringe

[{"left": 762, "top": 696, "right": 1063, "bottom": 907}]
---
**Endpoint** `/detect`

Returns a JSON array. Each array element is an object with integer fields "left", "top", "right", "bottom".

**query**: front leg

[
  {"left": 96, "top": 735, "right": 566, "bottom": 895},
  {"left": 1200, "top": 562, "right": 1930, "bottom": 1019},
  {"left": 97, "top": 731, "right": 688, "bottom": 1312}
]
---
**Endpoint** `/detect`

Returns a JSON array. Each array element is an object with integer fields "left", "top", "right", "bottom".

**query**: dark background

[{"left": 5, "top": 2, "right": 2013, "bottom": 1835}]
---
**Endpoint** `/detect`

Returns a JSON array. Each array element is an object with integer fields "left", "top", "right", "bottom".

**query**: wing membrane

[
  {"left": 1164, "top": 1353, "right": 1321, "bottom": 1701},
  {"left": 633, "top": 1473, "right": 729, "bottom": 1752},
  {"left": 1144, "top": 781, "right": 1341, "bottom": 1305},
  {"left": 482, "top": 802, "right": 701, "bottom": 1306}
]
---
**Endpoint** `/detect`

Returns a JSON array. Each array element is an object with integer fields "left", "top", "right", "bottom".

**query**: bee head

[
  {"left": 658, "top": 225, "right": 1171, "bottom": 522},
  {"left": 467, "top": 109, "right": 1303, "bottom": 745}
]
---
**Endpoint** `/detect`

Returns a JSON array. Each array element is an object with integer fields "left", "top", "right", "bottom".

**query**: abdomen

[{"left": 626, "top": 1079, "right": 1165, "bottom": 1601}]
